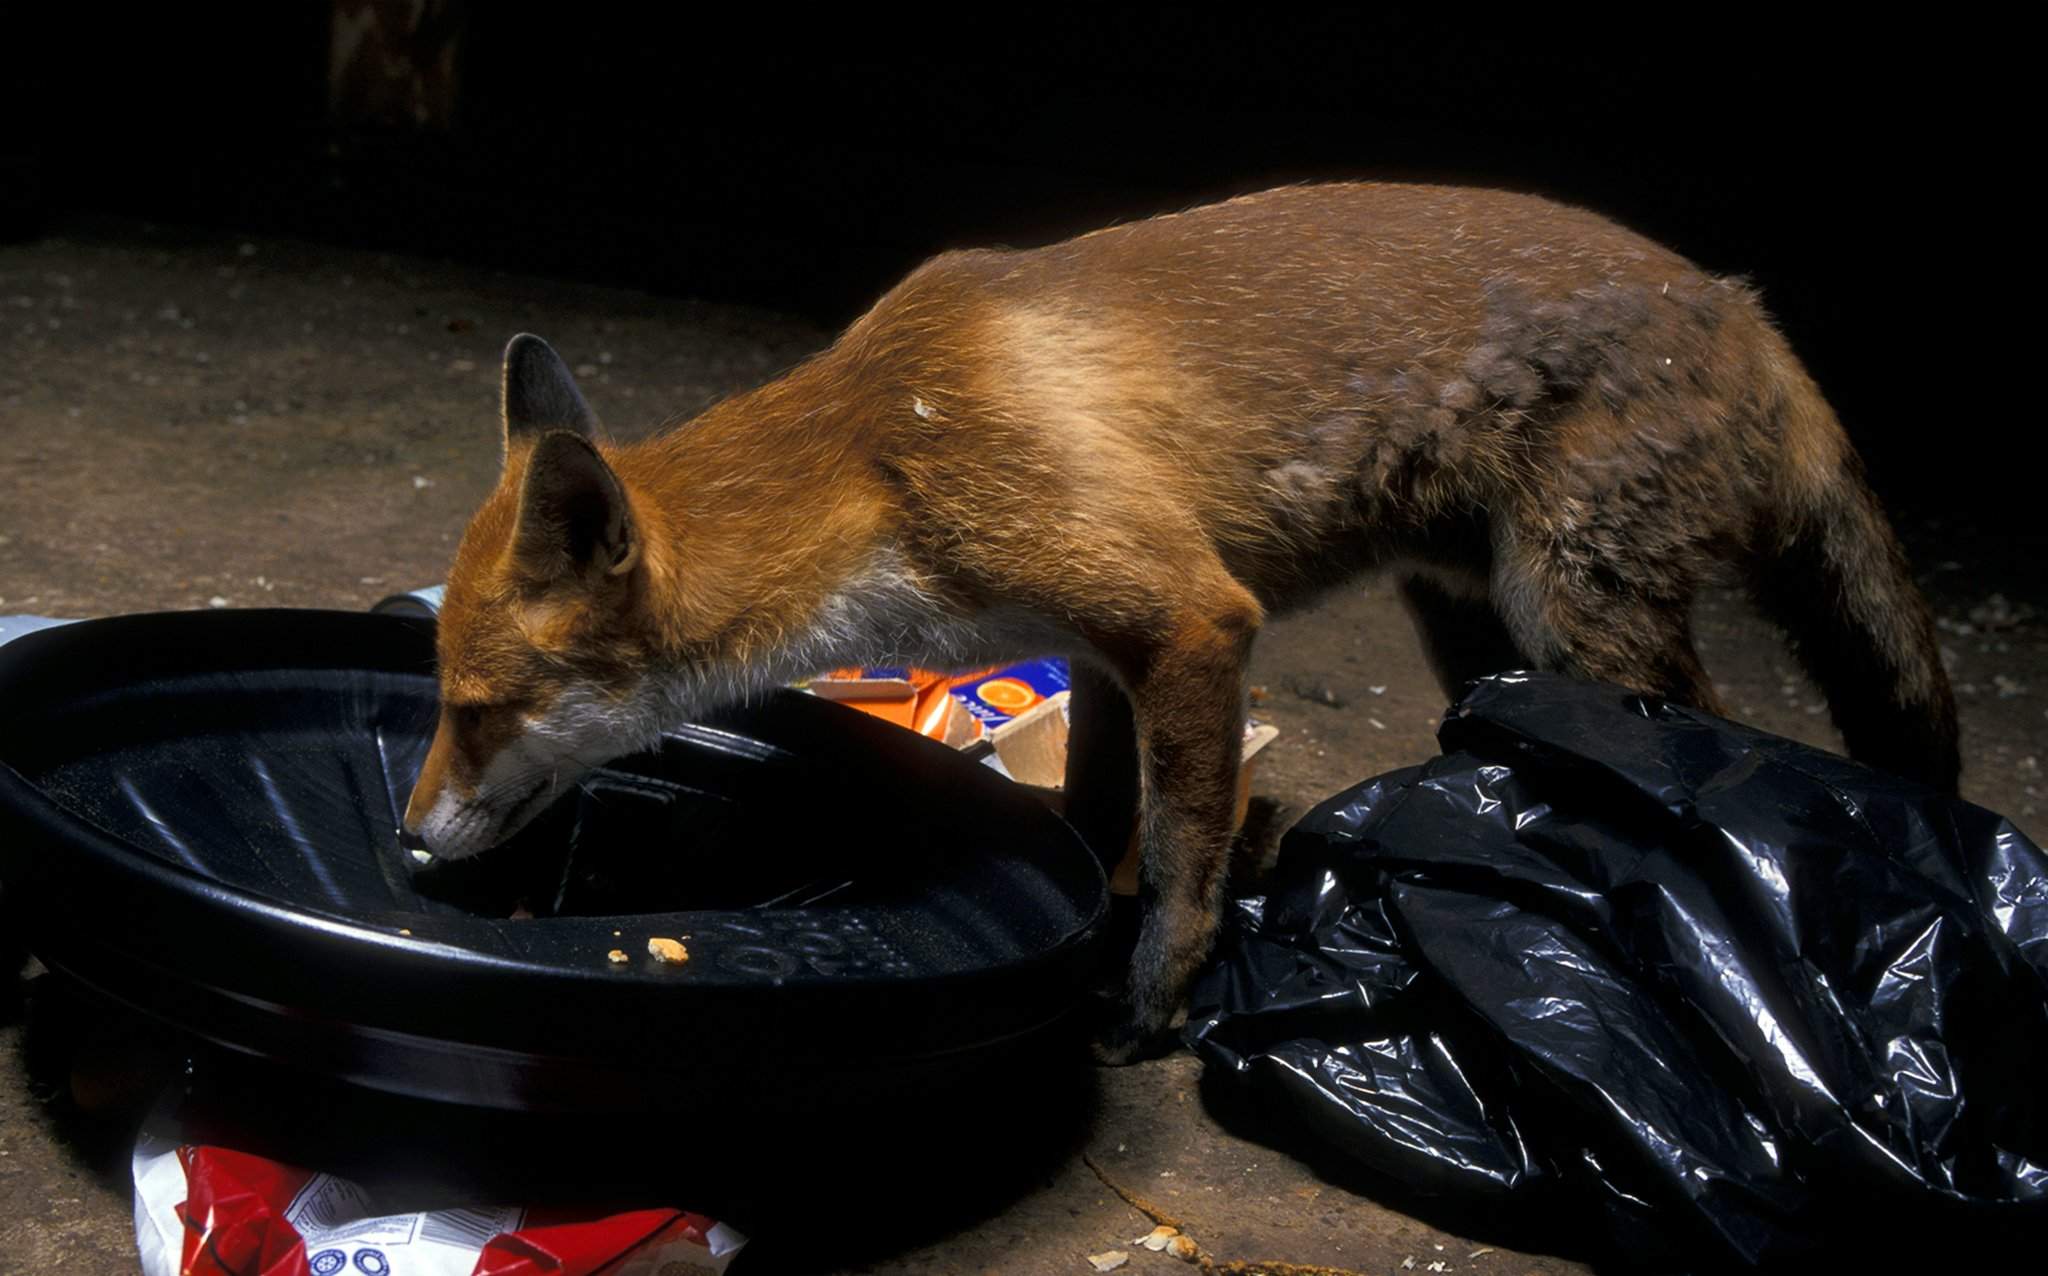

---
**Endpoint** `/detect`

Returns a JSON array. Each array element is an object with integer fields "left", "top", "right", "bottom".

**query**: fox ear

[
  {"left": 512, "top": 431, "right": 637, "bottom": 580},
  {"left": 502, "top": 333, "right": 600, "bottom": 448}
]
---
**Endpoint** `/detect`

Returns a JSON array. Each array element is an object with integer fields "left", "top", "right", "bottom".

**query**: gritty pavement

[{"left": 1, "top": 222, "right": 2041, "bottom": 1275}]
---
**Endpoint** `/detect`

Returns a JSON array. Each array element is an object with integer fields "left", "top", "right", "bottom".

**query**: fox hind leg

[{"left": 1491, "top": 534, "right": 1727, "bottom": 716}]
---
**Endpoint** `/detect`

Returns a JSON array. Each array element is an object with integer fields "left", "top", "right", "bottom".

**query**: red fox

[{"left": 403, "top": 182, "right": 1958, "bottom": 1059}]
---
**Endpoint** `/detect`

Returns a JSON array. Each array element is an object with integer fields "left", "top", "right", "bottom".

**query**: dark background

[{"left": 3, "top": 6, "right": 2020, "bottom": 512}]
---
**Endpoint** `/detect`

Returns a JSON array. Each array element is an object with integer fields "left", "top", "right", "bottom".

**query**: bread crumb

[
  {"left": 606, "top": 949, "right": 629, "bottom": 964},
  {"left": 647, "top": 937, "right": 690, "bottom": 964}
]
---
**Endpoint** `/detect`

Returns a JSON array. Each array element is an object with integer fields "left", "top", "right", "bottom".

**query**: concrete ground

[{"left": 1, "top": 223, "right": 2041, "bottom": 1275}]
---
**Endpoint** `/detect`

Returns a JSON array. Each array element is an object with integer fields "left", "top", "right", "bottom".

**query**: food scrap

[
  {"left": 606, "top": 949, "right": 629, "bottom": 964},
  {"left": 647, "top": 937, "right": 690, "bottom": 964},
  {"left": 1128, "top": 1225, "right": 1201, "bottom": 1263},
  {"left": 1134, "top": 1225, "right": 1179, "bottom": 1252}
]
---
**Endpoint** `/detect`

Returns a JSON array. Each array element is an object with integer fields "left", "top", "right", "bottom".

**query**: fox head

[{"left": 401, "top": 334, "right": 667, "bottom": 859}]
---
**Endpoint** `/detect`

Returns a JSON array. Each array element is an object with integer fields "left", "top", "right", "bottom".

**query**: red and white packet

[{"left": 133, "top": 1124, "right": 745, "bottom": 1276}]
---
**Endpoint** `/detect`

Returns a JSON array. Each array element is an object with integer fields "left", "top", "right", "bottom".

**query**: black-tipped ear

[
  {"left": 502, "top": 334, "right": 600, "bottom": 448},
  {"left": 512, "top": 431, "right": 637, "bottom": 580}
]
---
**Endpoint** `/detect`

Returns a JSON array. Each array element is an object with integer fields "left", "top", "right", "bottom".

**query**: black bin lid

[{"left": 0, "top": 610, "right": 1107, "bottom": 1111}]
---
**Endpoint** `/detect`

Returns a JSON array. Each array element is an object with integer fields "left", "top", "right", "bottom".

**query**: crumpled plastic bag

[{"left": 1187, "top": 672, "right": 2048, "bottom": 1268}]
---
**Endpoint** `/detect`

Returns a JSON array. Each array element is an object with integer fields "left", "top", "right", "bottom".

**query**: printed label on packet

[{"left": 285, "top": 1172, "right": 526, "bottom": 1276}]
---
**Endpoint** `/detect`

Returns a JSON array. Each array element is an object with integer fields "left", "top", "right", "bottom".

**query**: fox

[{"left": 402, "top": 181, "right": 1958, "bottom": 1060}]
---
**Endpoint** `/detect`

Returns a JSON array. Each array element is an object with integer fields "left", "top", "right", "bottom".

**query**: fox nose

[{"left": 396, "top": 817, "right": 438, "bottom": 864}]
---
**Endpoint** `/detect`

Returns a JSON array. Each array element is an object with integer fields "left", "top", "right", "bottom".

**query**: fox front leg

[{"left": 1091, "top": 578, "right": 1262, "bottom": 1064}]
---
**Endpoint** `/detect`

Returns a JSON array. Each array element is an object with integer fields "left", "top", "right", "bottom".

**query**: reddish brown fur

[{"left": 412, "top": 183, "right": 1957, "bottom": 1056}]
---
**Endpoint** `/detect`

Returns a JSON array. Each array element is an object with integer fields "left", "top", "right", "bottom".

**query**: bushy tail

[{"left": 1750, "top": 361, "right": 1960, "bottom": 793}]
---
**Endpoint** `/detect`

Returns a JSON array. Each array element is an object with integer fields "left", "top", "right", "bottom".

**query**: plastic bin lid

[{"left": 0, "top": 610, "right": 1107, "bottom": 1110}]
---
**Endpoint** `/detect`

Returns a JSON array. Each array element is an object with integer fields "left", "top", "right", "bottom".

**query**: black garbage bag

[{"left": 1186, "top": 672, "right": 2048, "bottom": 1269}]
